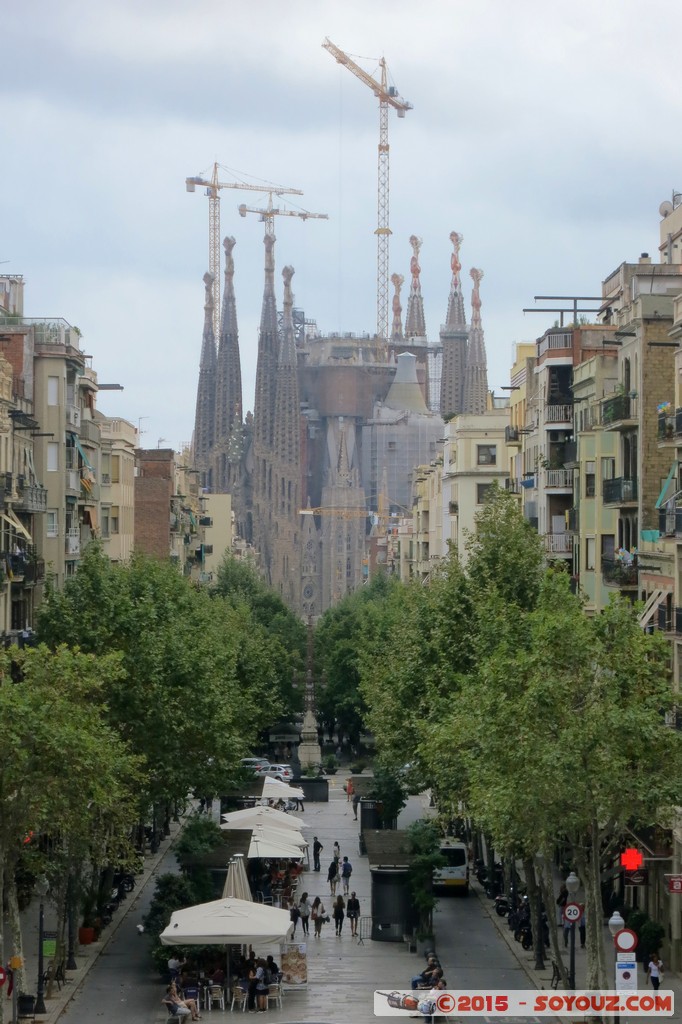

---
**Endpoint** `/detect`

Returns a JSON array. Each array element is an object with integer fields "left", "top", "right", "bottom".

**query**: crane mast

[
  {"left": 186, "top": 163, "right": 303, "bottom": 336},
  {"left": 323, "top": 38, "right": 412, "bottom": 343}
]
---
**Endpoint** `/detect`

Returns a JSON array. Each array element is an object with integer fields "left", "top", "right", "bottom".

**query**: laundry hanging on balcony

[{"left": 80, "top": 467, "right": 96, "bottom": 494}]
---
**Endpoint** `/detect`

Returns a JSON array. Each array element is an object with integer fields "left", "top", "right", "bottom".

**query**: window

[
  {"left": 477, "top": 445, "right": 497, "bottom": 466},
  {"left": 101, "top": 509, "right": 110, "bottom": 539},
  {"left": 585, "top": 537, "right": 595, "bottom": 570},
  {"left": 601, "top": 457, "right": 615, "bottom": 481},
  {"left": 585, "top": 461, "right": 595, "bottom": 498},
  {"left": 47, "top": 376, "right": 59, "bottom": 406},
  {"left": 46, "top": 510, "right": 59, "bottom": 537},
  {"left": 47, "top": 442, "right": 59, "bottom": 472},
  {"left": 477, "top": 483, "right": 492, "bottom": 505},
  {"left": 111, "top": 455, "right": 121, "bottom": 483},
  {"left": 601, "top": 534, "right": 615, "bottom": 560},
  {"left": 111, "top": 506, "right": 120, "bottom": 534}
]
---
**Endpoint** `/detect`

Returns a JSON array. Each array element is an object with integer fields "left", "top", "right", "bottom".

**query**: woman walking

[
  {"left": 311, "top": 896, "right": 327, "bottom": 938},
  {"left": 327, "top": 859, "right": 339, "bottom": 896},
  {"left": 333, "top": 894, "right": 345, "bottom": 936},
  {"left": 298, "top": 892, "right": 311, "bottom": 936},
  {"left": 647, "top": 954, "right": 663, "bottom": 991}
]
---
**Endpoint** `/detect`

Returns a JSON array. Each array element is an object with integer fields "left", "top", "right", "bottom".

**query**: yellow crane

[
  {"left": 185, "top": 163, "right": 303, "bottom": 335},
  {"left": 299, "top": 506, "right": 368, "bottom": 521},
  {"left": 238, "top": 194, "right": 328, "bottom": 235},
  {"left": 322, "top": 38, "right": 412, "bottom": 343}
]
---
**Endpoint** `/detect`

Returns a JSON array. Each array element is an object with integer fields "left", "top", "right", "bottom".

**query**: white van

[{"left": 433, "top": 840, "right": 469, "bottom": 893}]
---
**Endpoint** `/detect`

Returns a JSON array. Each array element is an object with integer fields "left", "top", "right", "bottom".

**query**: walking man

[
  {"left": 340, "top": 855, "right": 353, "bottom": 895},
  {"left": 347, "top": 891, "right": 360, "bottom": 937},
  {"left": 313, "top": 836, "right": 323, "bottom": 872},
  {"left": 352, "top": 792, "right": 360, "bottom": 821}
]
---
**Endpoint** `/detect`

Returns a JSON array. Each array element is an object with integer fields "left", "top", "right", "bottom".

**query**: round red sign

[
  {"left": 0, "top": 966, "right": 6, "bottom": 988},
  {"left": 614, "top": 928, "right": 638, "bottom": 952}
]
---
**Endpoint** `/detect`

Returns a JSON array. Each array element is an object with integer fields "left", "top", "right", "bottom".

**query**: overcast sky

[{"left": 2, "top": 0, "right": 681, "bottom": 450}]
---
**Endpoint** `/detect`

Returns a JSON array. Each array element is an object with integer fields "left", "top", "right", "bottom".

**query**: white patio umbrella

[
  {"left": 221, "top": 820, "right": 307, "bottom": 848},
  {"left": 160, "top": 897, "right": 293, "bottom": 946},
  {"left": 221, "top": 806, "right": 307, "bottom": 830},
  {"left": 247, "top": 833, "right": 304, "bottom": 859},
  {"left": 222, "top": 853, "right": 252, "bottom": 900},
  {"left": 261, "top": 778, "right": 305, "bottom": 801}
]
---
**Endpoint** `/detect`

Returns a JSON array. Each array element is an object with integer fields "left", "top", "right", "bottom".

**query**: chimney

[{"left": 639, "top": 253, "right": 651, "bottom": 264}]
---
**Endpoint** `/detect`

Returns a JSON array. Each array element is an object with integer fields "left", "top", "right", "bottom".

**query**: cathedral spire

[
  {"left": 192, "top": 271, "right": 216, "bottom": 480},
  {"left": 390, "top": 273, "right": 404, "bottom": 342},
  {"left": 462, "top": 268, "right": 489, "bottom": 415},
  {"left": 404, "top": 235, "right": 426, "bottom": 339},
  {"left": 253, "top": 233, "right": 279, "bottom": 455},
  {"left": 439, "top": 230, "right": 469, "bottom": 418},
  {"left": 215, "top": 236, "right": 243, "bottom": 446},
  {"left": 273, "top": 266, "right": 301, "bottom": 466},
  {"left": 445, "top": 231, "right": 466, "bottom": 329}
]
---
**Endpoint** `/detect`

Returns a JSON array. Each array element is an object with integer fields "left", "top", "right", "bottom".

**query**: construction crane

[
  {"left": 300, "top": 506, "right": 368, "bottom": 521},
  {"left": 322, "top": 37, "right": 412, "bottom": 343},
  {"left": 185, "top": 163, "right": 303, "bottom": 336},
  {"left": 238, "top": 194, "right": 328, "bottom": 235}
]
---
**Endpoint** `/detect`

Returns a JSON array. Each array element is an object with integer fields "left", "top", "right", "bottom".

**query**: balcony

[
  {"left": 657, "top": 604, "right": 672, "bottom": 633},
  {"left": 505, "top": 425, "right": 521, "bottom": 446},
  {"left": 79, "top": 418, "right": 100, "bottom": 445},
  {"left": 14, "top": 482, "right": 48, "bottom": 513},
  {"left": 505, "top": 478, "right": 520, "bottom": 495},
  {"left": 658, "top": 412, "right": 675, "bottom": 441},
  {"left": 545, "top": 469, "right": 573, "bottom": 490},
  {"left": 545, "top": 533, "right": 572, "bottom": 555},
  {"left": 676, "top": 409, "right": 682, "bottom": 436},
  {"left": 602, "top": 394, "right": 637, "bottom": 429},
  {"left": 602, "top": 556, "right": 638, "bottom": 588},
  {"left": 603, "top": 477, "right": 638, "bottom": 505},
  {"left": 66, "top": 470, "right": 80, "bottom": 496},
  {"left": 659, "top": 506, "right": 682, "bottom": 537},
  {"left": 544, "top": 404, "right": 573, "bottom": 425},
  {"left": 567, "top": 508, "right": 579, "bottom": 533},
  {"left": 65, "top": 528, "right": 80, "bottom": 557}
]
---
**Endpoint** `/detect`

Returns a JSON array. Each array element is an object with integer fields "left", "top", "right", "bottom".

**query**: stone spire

[
  {"left": 462, "top": 268, "right": 489, "bottom": 415},
  {"left": 192, "top": 271, "right": 216, "bottom": 481},
  {"left": 214, "top": 236, "right": 242, "bottom": 447},
  {"left": 390, "top": 273, "right": 404, "bottom": 342},
  {"left": 439, "top": 231, "right": 469, "bottom": 418},
  {"left": 273, "top": 266, "right": 301, "bottom": 468},
  {"left": 404, "top": 235, "right": 426, "bottom": 339}
]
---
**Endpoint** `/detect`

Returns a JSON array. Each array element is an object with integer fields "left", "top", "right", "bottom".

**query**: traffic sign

[
  {"left": 614, "top": 928, "right": 638, "bottom": 952},
  {"left": 0, "top": 967, "right": 6, "bottom": 988},
  {"left": 563, "top": 902, "right": 583, "bottom": 924},
  {"left": 616, "top": 960, "right": 638, "bottom": 992},
  {"left": 667, "top": 874, "right": 682, "bottom": 894}
]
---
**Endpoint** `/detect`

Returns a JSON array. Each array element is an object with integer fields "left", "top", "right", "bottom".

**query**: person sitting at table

[
  {"left": 208, "top": 965, "right": 225, "bottom": 985},
  {"left": 255, "top": 958, "right": 270, "bottom": 1012},
  {"left": 265, "top": 955, "right": 280, "bottom": 980},
  {"left": 165, "top": 982, "right": 202, "bottom": 1020}
]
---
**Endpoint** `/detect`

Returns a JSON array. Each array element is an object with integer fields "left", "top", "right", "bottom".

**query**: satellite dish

[{"left": 659, "top": 200, "right": 674, "bottom": 218}]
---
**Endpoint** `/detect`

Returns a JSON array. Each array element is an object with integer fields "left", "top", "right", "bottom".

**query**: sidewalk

[
  {"left": 4, "top": 819, "right": 186, "bottom": 1024},
  {"left": 473, "top": 879, "right": 682, "bottom": 1013}
]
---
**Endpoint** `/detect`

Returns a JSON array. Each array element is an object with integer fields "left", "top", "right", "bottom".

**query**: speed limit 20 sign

[{"left": 563, "top": 902, "right": 583, "bottom": 924}]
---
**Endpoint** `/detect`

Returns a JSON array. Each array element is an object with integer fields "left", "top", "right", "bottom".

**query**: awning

[
  {"left": 655, "top": 462, "right": 679, "bottom": 509},
  {"left": 71, "top": 434, "right": 94, "bottom": 472},
  {"left": 5, "top": 508, "right": 32, "bottom": 543}
]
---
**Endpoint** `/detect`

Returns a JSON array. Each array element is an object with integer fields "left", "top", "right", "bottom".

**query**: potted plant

[{"left": 323, "top": 754, "right": 338, "bottom": 776}]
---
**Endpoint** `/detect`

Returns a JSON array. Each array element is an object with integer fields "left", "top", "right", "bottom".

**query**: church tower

[
  {"left": 252, "top": 233, "right": 280, "bottom": 580},
  {"left": 192, "top": 271, "right": 216, "bottom": 488},
  {"left": 404, "top": 235, "right": 426, "bottom": 339},
  {"left": 462, "top": 268, "right": 489, "bottom": 415},
  {"left": 439, "top": 231, "right": 469, "bottom": 418},
  {"left": 270, "top": 265, "right": 302, "bottom": 608}
]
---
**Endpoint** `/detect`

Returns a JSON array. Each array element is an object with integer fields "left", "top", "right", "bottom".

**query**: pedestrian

[
  {"left": 340, "top": 855, "right": 353, "bottom": 895},
  {"left": 333, "top": 894, "right": 346, "bottom": 935},
  {"left": 352, "top": 792, "right": 360, "bottom": 821},
  {"left": 346, "top": 778, "right": 354, "bottom": 803},
  {"left": 288, "top": 897, "right": 301, "bottom": 937},
  {"left": 346, "top": 891, "right": 360, "bottom": 937},
  {"left": 298, "top": 891, "right": 311, "bottom": 935},
  {"left": 333, "top": 840, "right": 341, "bottom": 861},
  {"left": 579, "top": 904, "right": 586, "bottom": 949},
  {"left": 327, "top": 858, "right": 339, "bottom": 896},
  {"left": 311, "top": 896, "right": 327, "bottom": 938},
  {"left": 295, "top": 795, "right": 305, "bottom": 812},
  {"left": 556, "top": 883, "right": 568, "bottom": 926},
  {"left": 313, "top": 836, "right": 323, "bottom": 872},
  {"left": 647, "top": 954, "right": 663, "bottom": 991},
  {"left": 563, "top": 919, "right": 573, "bottom": 948}
]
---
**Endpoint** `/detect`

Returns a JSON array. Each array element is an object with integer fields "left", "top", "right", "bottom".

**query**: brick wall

[{"left": 641, "top": 319, "right": 675, "bottom": 529}]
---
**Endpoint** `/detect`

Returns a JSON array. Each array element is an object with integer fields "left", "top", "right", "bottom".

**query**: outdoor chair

[
  {"left": 266, "top": 983, "right": 283, "bottom": 1010},
  {"left": 230, "top": 985, "right": 247, "bottom": 1012},
  {"left": 206, "top": 984, "right": 226, "bottom": 1010}
]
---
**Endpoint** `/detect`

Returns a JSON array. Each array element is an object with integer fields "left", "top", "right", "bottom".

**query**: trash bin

[{"left": 17, "top": 993, "right": 36, "bottom": 1019}]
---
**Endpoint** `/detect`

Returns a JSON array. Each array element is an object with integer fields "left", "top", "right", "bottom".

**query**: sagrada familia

[{"left": 192, "top": 229, "right": 489, "bottom": 616}]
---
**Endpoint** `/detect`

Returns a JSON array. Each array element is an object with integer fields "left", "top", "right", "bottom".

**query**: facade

[{"left": 98, "top": 414, "right": 136, "bottom": 564}]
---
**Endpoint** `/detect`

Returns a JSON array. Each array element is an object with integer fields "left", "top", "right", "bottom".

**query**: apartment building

[{"left": 98, "top": 414, "right": 136, "bottom": 563}]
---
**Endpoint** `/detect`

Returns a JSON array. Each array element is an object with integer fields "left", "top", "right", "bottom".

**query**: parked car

[
  {"left": 240, "top": 757, "right": 270, "bottom": 770},
  {"left": 254, "top": 763, "right": 293, "bottom": 782}
]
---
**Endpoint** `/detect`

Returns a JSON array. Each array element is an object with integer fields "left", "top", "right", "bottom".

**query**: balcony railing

[
  {"left": 79, "top": 418, "right": 100, "bottom": 445},
  {"left": 602, "top": 556, "right": 638, "bottom": 587},
  {"left": 537, "top": 330, "right": 572, "bottom": 356},
  {"left": 545, "top": 469, "right": 573, "bottom": 489},
  {"left": 658, "top": 413, "right": 675, "bottom": 440},
  {"left": 65, "top": 528, "right": 80, "bottom": 557},
  {"left": 659, "top": 506, "right": 682, "bottom": 537},
  {"left": 602, "top": 394, "right": 633, "bottom": 426},
  {"left": 603, "top": 477, "right": 638, "bottom": 504},
  {"left": 657, "top": 604, "right": 671, "bottom": 633},
  {"left": 505, "top": 478, "right": 520, "bottom": 495},
  {"left": 545, "top": 533, "right": 572, "bottom": 554},
  {"left": 676, "top": 408, "right": 682, "bottom": 436},
  {"left": 544, "top": 404, "right": 573, "bottom": 424},
  {"left": 505, "top": 425, "right": 521, "bottom": 445},
  {"left": 14, "top": 483, "right": 48, "bottom": 513}
]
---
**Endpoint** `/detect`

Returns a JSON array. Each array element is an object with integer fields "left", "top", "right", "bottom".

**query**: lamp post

[
  {"left": 608, "top": 910, "right": 625, "bottom": 1024},
  {"left": 34, "top": 875, "right": 49, "bottom": 1015},
  {"left": 566, "top": 871, "right": 580, "bottom": 990}
]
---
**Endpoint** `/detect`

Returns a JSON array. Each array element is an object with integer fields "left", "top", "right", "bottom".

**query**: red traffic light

[{"left": 620, "top": 848, "right": 644, "bottom": 871}]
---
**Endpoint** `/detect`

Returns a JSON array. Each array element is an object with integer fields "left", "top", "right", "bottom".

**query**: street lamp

[
  {"left": 34, "top": 875, "right": 49, "bottom": 1014},
  {"left": 608, "top": 910, "right": 625, "bottom": 1024},
  {"left": 566, "top": 871, "right": 580, "bottom": 990}
]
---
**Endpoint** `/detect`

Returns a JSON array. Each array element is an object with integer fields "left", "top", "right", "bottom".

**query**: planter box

[
  {"left": 298, "top": 778, "right": 329, "bottom": 802},
  {"left": 78, "top": 926, "right": 96, "bottom": 945}
]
